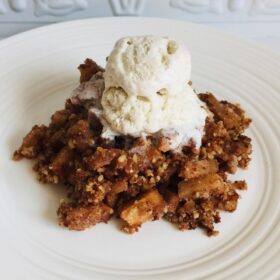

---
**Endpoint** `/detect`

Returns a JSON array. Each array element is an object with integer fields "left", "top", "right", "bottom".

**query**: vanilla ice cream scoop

[
  {"left": 104, "top": 36, "right": 191, "bottom": 98},
  {"left": 100, "top": 35, "right": 207, "bottom": 150}
]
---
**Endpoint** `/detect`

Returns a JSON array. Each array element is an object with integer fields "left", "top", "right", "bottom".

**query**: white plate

[{"left": 0, "top": 17, "right": 279, "bottom": 280}]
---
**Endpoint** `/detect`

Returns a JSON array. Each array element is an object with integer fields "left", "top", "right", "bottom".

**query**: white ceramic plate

[{"left": 0, "top": 18, "right": 279, "bottom": 280}]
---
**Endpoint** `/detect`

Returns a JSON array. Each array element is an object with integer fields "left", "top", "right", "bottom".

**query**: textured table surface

[
  {"left": 0, "top": 0, "right": 279, "bottom": 53},
  {"left": 0, "top": 21, "right": 279, "bottom": 54}
]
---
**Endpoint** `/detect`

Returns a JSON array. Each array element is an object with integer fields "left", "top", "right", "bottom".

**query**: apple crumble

[
  {"left": 13, "top": 59, "right": 251, "bottom": 236},
  {"left": 13, "top": 36, "right": 252, "bottom": 236}
]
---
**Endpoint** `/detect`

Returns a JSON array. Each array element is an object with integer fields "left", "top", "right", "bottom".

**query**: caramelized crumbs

[{"left": 13, "top": 59, "right": 252, "bottom": 236}]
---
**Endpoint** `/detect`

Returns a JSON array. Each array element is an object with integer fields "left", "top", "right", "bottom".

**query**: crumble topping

[{"left": 13, "top": 58, "right": 252, "bottom": 236}]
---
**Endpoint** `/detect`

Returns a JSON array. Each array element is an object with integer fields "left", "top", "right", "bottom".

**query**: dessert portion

[
  {"left": 14, "top": 36, "right": 252, "bottom": 236},
  {"left": 74, "top": 36, "right": 207, "bottom": 151}
]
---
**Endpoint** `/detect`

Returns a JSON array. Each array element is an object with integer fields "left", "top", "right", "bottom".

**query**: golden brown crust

[
  {"left": 13, "top": 59, "right": 252, "bottom": 236},
  {"left": 57, "top": 202, "right": 112, "bottom": 230},
  {"left": 179, "top": 159, "right": 218, "bottom": 180},
  {"left": 13, "top": 125, "right": 47, "bottom": 160}
]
